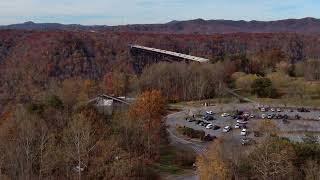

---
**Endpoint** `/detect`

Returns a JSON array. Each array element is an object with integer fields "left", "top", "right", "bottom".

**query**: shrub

[
  {"left": 267, "top": 72, "right": 290, "bottom": 90},
  {"left": 26, "top": 103, "right": 44, "bottom": 114},
  {"left": 235, "top": 73, "right": 259, "bottom": 92},
  {"left": 177, "top": 126, "right": 206, "bottom": 139},
  {"left": 46, "top": 95, "right": 64, "bottom": 109},
  {"left": 251, "top": 77, "right": 278, "bottom": 98}
]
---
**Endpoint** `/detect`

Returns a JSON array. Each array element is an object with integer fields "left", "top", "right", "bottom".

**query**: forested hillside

[
  {"left": 0, "top": 30, "right": 320, "bottom": 105},
  {"left": 1, "top": 29, "right": 320, "bottom": 179}
]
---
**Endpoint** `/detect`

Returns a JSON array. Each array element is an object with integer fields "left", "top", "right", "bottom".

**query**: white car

[
  {"left": 261, "top": 108, "right": 266, "bottom": 112},
  {"left": 237, "top": 121, "right": 248, "bottom": 124},
  {"left": 237, "top": 119, "right": 247, "bottom": 123},
  {"left": 277, "top": 108, "right": 281, "bottom": 112},
  {"left": 223, "top": 126, "right": 231, "bottom": 132},
  {"left": 221, "top": 113, "right": 230, "bottom": 117},
  {"left": 250, "top": 114, "right": 255, "bottom": 118},
  {"left": 241, "top": 129, "right": 247, "bottom": 136},
  {"left": 206, "top": 123, "right": 213, "bottom": 129},
  {"left": 271, "top": 108, "right": 275, "bottom": 112},
  {"left": 206, "top": 111, "right": 214, "bottom": 115},
  {"left": 261, "top": 114, "right": 267, "bottom": 119},
  {"left": 234, "top": 123, "right": 240, "bottom": 129}
]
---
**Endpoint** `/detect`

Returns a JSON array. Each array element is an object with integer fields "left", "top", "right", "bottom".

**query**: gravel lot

[
  {"left": 167, "top": 103, "right": 320, "bottom": 143},
  {"left": 165, "top": 103, "right": 320, "bottom": 180}
]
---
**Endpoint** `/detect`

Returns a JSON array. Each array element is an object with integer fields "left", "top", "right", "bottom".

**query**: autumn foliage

[
  {"left": 0, "top": 84, "right": 168, "bottom": 179},
  {"left": 129, "top": 90, "right": 166, "bottom": 120},
  {"left": 197, "top": 139, "right": 232, "bottom": 180},
  {"left": 128, "top": 90, "right": 166, "bottom": 161}
]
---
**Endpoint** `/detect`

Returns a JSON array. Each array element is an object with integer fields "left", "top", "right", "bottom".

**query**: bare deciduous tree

[{"left": 63, "top": 113, "right": 93, "bottom": 180}]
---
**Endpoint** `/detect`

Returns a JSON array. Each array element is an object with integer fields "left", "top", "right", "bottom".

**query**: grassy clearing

[
  {"left": 154, "top": 145, "right": 196, "bottom": 175},
  {"left": 171, "top": 97, "right": 239, "bottom": 107},
  {"left": 169, "top": 94, "right": 320, "bottom": 109},
  {"left": 249, "top": 96, "right": 320, "bottom": 108}
]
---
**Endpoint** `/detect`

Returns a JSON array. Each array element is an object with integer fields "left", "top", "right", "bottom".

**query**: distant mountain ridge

[
  {"left": 0, "top": 21, "right": 108, "bottom": 31},
  {"left": 1, "top": 17, "right": 320, "bottom": 34}
]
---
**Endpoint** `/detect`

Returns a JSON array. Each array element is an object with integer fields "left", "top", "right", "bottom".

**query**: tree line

[{"left": 0, "top": 86, "right": 167, "bottom": 179}]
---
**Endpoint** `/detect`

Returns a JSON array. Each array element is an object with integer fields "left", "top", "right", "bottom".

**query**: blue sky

[{"left": 1, "top": 0, "right": 319, "bottom": 25}]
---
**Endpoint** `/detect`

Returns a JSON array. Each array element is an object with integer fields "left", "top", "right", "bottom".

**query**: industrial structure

[{"left": 130, "top": 45, "right": 210, "bottom": 63}]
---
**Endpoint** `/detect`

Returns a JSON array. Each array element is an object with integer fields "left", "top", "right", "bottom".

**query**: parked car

[
  {"left": 186, "top": 117, "right": 196, "bottom": 122},
  {"left": 235, "top": 115, "right": 243, "bottom": 120},
  {"left": 202, "top": 134, "right": 216, "bottom": 142},
  {"left": 212, "top": 125, "right": 221, "bottom": 130},
  {"left": 204, "top": 115, "right": 215, "bottom": 121},
  {"left": 221, "top": 113, "right": 230, "bottom": 117},
  {"left": 298, "top": 107, "right": 310, "bottom": 112},
  {"left": 234, "top": 123, "right": 240, "bottom": 129},
  {"left": 261, "top": 108, "right": 266, "bottom": 112},
  {"left": 237, "top": 120, "right": 248, "bottom": 124},
  {"left": 202, "top": 122, "right": 210, "bottom": 127},
  {"left": 243, "top": 112, "right": 250, "bottom": 117},
  {"left": 242, "top": 138, "right": 256, "bottom": 145},
  {"left": 267, "top": 114, "right": 273, "bottom": 119},
  {"left": 241, "top": 138, "right": 251, "bottom": 145},
  {"left": 223, "top": 126, "right": 231, "bottom": 132},
  {"left": 275, "top": 114, "right": 283, "bottom": 119},
  {"left": 250, "top": 114, "right": 255, "bottom": 118},
  {"left": 206, "top": 123, "right": 213, "bottom": 129},
  {"left": 261, "top": 114, "right": 267, "bottom": 119},
  {"left": 271, "top": 108, "right": 275, "bottom": 112},
  {"left": 195, "top": 120, "right": 202, "bottom": 124},
  {"left": 206, "top": 111, "right": 214, "bottom": 115},
  {"left": 241, "top": 129, "right": 247, "bottom": 136},
  {"left": 277, "top": 108, "right": 282, "bottom": 112}
]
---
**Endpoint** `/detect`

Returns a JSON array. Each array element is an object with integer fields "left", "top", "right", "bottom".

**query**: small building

[{"left": 88, "top": 95, "right": 131, "bottom": 115}]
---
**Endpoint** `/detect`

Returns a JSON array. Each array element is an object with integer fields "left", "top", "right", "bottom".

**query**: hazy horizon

[
  {"left": 1, "top": 17, "right": 319, "bottom": 27},
  {"left": 1, "top": 0, "right": 320, "bottom": 25}
]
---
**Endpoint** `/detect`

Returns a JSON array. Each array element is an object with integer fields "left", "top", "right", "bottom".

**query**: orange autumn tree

[
  {"left": 128, "top": 90, "right": 166, "bottom": 161},
  {"left": 103, "top": 71, "right": 129, "bottom": 96},
  {"left": 197, "top": 139, "right": 233, "bottom": 180}
]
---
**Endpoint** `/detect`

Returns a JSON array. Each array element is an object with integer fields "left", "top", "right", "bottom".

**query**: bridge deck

[{"left": 130, "top": 45, "right": 210, "bottom": 63}]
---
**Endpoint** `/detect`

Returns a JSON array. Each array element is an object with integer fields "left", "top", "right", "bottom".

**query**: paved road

[{"left": 167, "top": 128, "right": 207, "bottom": 154}]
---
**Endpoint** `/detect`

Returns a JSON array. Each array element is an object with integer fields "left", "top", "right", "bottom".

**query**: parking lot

[{"left": 167, "top": 103, "right": 320, "bottom": 145}]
